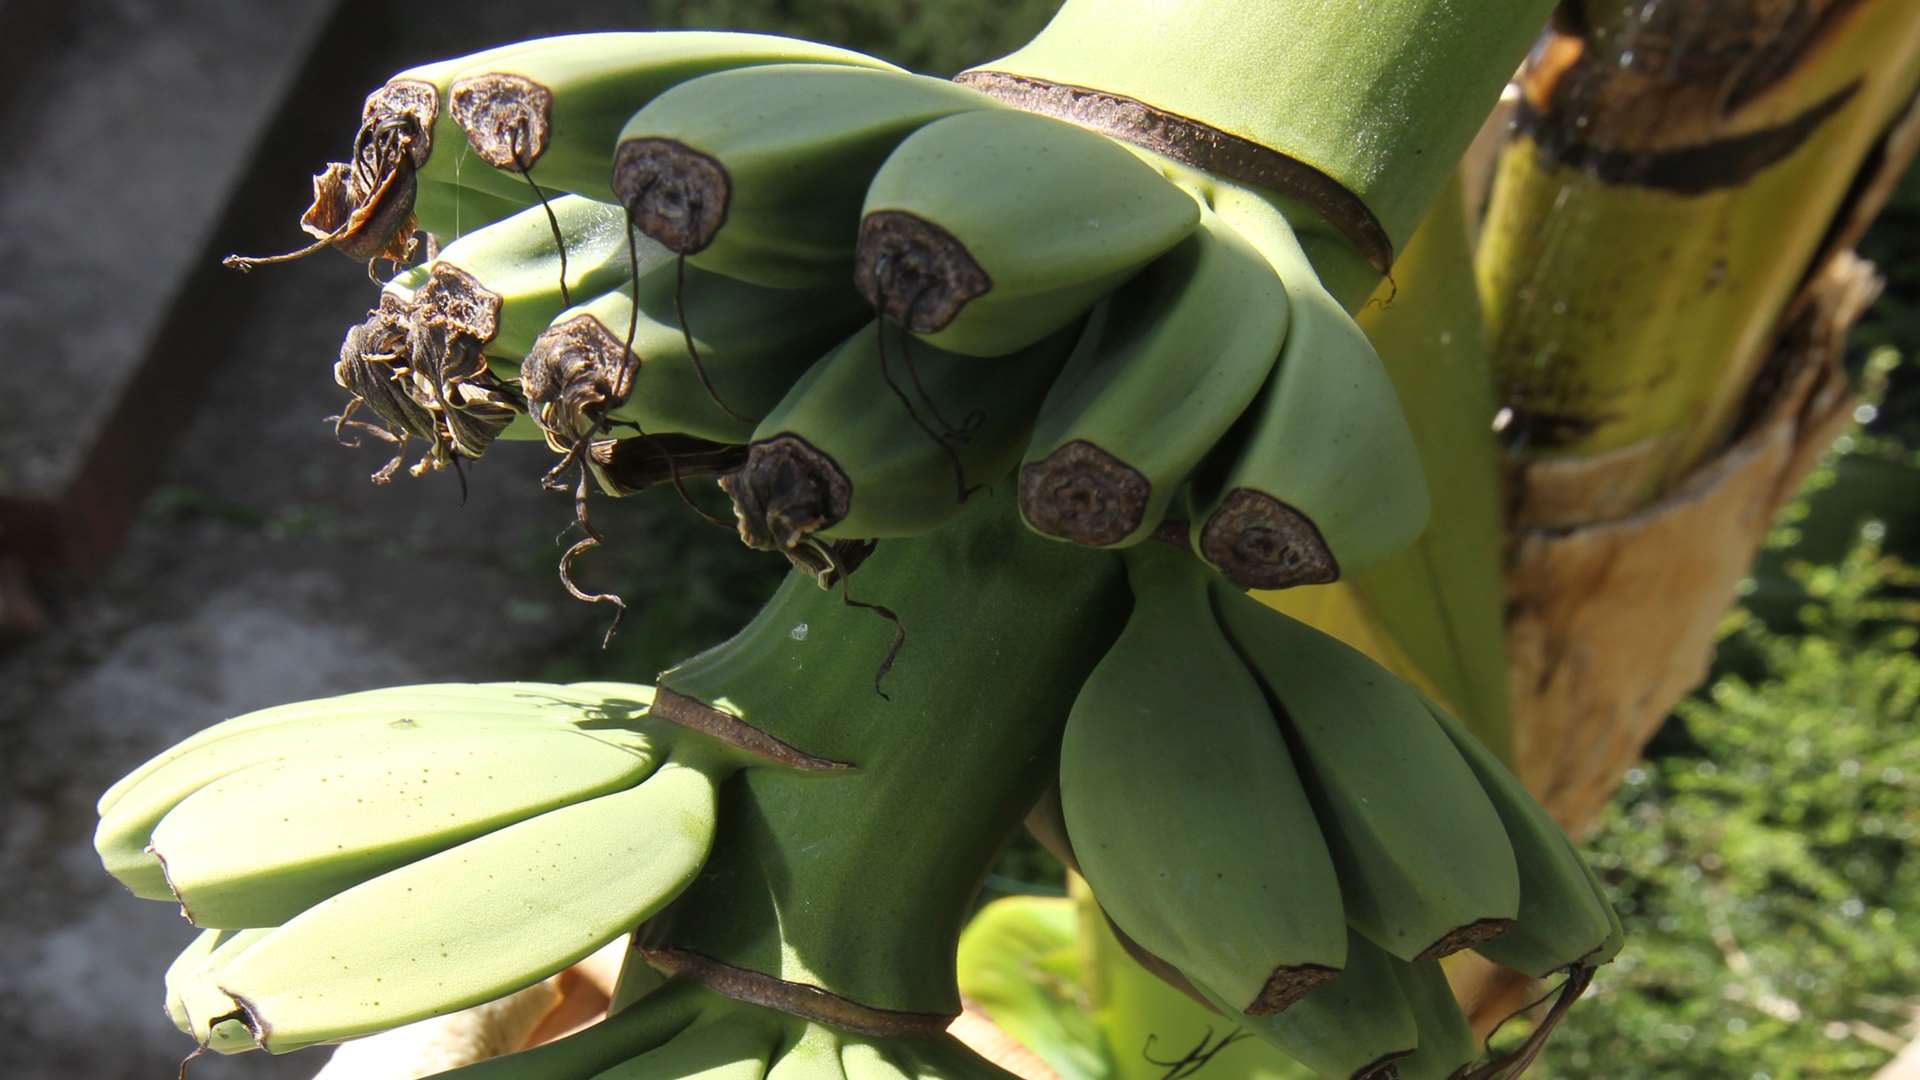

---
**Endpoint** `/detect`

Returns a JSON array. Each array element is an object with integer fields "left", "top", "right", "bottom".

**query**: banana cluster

[
  {"left": 276, "top": 31, "right": 1427, "bottom": 592},
  {"left": 168, "top": 26, "right": 1621, "bottom": 1080},
  {"left": 96, "top": 681, "right": 822, "bottom": 1056},
  {"left": 1055, "top": 545, "right": 1621, "bottom": 1079}
]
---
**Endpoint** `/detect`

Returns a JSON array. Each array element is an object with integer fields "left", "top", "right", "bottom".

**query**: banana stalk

[
  {"left": 638, "top": 488, "right": 1127, "bottom": 1024},
  {"left": 957, "top": 0, "right": 1558, "bottom": 305}
]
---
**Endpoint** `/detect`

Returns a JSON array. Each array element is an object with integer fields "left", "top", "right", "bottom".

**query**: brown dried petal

[{"left": 520, "top": 314, "right": 636, "bottom": 450}]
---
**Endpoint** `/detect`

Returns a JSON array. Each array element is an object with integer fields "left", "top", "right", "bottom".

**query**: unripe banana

[
  {"left": 1019, "top": 204, "right": 1287, "bottom": 547},
  {"left": 613, "top": 64, "right": 1002, "bottom": 288},
  {"left": 361, "top": 33, "right": 897, "bottom": 209},
  {"left": 1060, "top": 544, "right": 1345, "bottom": 1015},
  {"left": 1187, "top": 182, "right": 1428, "bottom": 589},
  {"left": 591, "top": 1009, "right": 783, "bottom": 1080},
  {"left": 417, "top": 194, "right": 644, "bottom": 362},
  {"left": 167, "top": 753, "right": 722, "bottom": 1053},
  {"left": 721, "top": 317, "right": 1081, "bottom": 553},
  {"left": 1426, "top": 700, "right": 1620, "bottom": 979},
  {"left": 148, "top": 725, "right": 662, "bottom": 928},
  {"left": 414, "top": 178, "right": 538, "bottom": 243},
  {"left": 521, "top": 259, "right": 868, "bottom": 450},
  {"left": 855, "top": 109, "right": 1201, "bottom": 357},
  {"left": 1224, "top": 929, "right": 1417, "bottom": 1080},
  {"left": 1210, "top": 581, "right": 1521, "bottom": 962},
  {"left": 98, "top": 683, "right": 640, "bottom": 900},
  {"left": 165, "top": 929, "right": 270, "bottom": 1055},
  {"left": 1389, "top": 957, "right": 1476, "bottom": 1080}
]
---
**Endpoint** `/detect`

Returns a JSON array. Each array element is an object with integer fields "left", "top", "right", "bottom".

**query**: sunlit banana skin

[
  {"left": 418, "top": 194, "right": 642, "bottom": 362},
  {"left": 148, "top": 724, "right": 661, "bottom": 928},
  {"left": 855, "top": 109, "right": 1200, "bottom": 357},
  {"left": 721, "top": 317, "right": 1082, "bottom": 552},
  {"left": 364, "top": 33, "right": 897, "bottom": 209},
  {"left": 1060, "top": 545, "right": 1345, "bottom": 1016},
  {"left": 1210, "top": 582, "right": 1521, "bottom": 963},
  {"left": 103, "top": 683, "right": 732, "bottom": 1054},
  {"left": 97, "top": 683, "right": 638, "bottom": 899},
  {"left": 613, "top": 64, "right": 1003, "bottom": 288},
  {"left": 1019, "top": 204, "right": 1287, "bottom": 547}
]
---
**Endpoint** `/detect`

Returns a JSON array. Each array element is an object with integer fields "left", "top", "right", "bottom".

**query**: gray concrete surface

[{"left": 0, "top": 4, "right": 784, "bottom": 1076}]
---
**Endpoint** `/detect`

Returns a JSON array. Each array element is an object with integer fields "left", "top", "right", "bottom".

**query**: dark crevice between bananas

[
  {"left": 640, "top": 947, "right": 956, "bottom": 1040},
  {"left": 589, "top": 435, "right": 748, "bottom": 497}
]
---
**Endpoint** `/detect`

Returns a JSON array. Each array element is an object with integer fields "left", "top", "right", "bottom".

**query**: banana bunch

[
  {"left": 243, "top": 26, "right": 1431, "bottom": 596},
  {"left": 96, "top": 680, "right": 855, "bottom": 1057},
  {"left": 1057, "top": 544, "right": 1619, "bottom": 1079},
  {"left": 186, "top": 18, "right": 1609, "bottom": 1080}
]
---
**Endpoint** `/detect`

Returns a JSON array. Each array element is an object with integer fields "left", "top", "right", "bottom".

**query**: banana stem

[
  {"left": 958, "top": 0, "right": 1556, "bottom": 284},
  {"left": 640, "top": 489, "right": 1129, "bottom": 1029}
]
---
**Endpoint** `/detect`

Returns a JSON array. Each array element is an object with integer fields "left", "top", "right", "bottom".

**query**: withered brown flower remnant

[{"left": 226, "top": 83, "right": 435, "bottom": 272}]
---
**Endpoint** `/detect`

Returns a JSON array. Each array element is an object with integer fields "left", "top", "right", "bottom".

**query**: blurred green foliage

[
  {"left": 1528, "top": 433, "right": 1920, "bottom": 1077},
  {"left": 661, "top": 0, "right": 1058, "bottom": 74}
]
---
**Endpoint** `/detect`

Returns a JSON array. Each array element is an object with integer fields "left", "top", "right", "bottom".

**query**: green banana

[
  {"left": 168, "top": 751, "right": 721, "bottom": 1052},
  {"left": 416, "top": 194, "right": 643, "bottom": 362},
  {"left": 367, "top": 33, "right": 897, "bottom": 208},
  {"left": 1389, "top": 958, "right": 1476, "bottom": 1080},
  {"left": 97, "top": 683, "right": 647, "bottom": 900},
  {"left": 414, "top": 178, "right": 539, "bottom": 244},
  {"left": 1210, "top": 581, "right": 1521, "bottom": 962},
  {"left": 1426, "top": 700, "right": 1621, "bottom": 979},
  {"left": 855, "top": 108, "right": 1201, "bottom": 357},
  {"left": 164, "top": 929, "right": 270, "bottom": 1055},
  {"left": 1222, "top": 930, "right": 1417, "bottom": 1080},
  {"left": 343, "top": 195, "right": 641, "bottom": 468},
  {"left": 1185, "top": 181, "right": 1428, "bottom": 589},
  {"left": 721, "top": 317, "right": 1083, "bottom": 553},
  {"left": 1059, "top": 544, "right": 1345, "bottom": 1016},
  {"left": 147, "top": 724, "right": 661, "bottom": 928},
  {"left": 521, "top": 259, "right": 868, "bottom": 451},
  {"left": 613, "top": 64, "right": 1003, "bottom": 288},
  {"left": 593, "top": 1011, "right": 782, "bottom": 1080},
  {"left": 253, "top": 33, "right": 892, "bottom": 268},
  {"left": 1019, "top": 204, "right": 1288, "bottom": 548}
]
